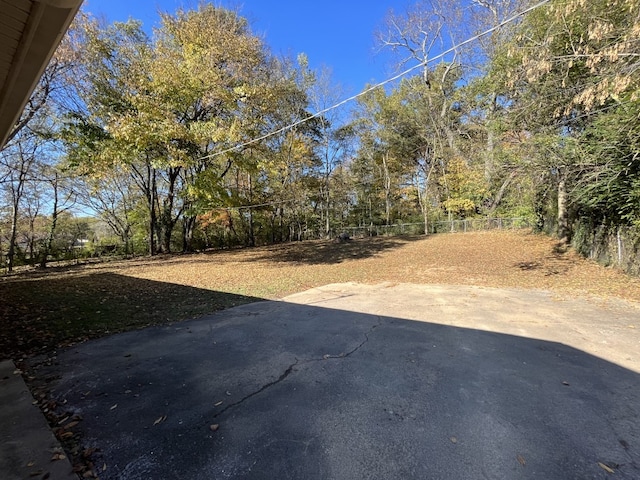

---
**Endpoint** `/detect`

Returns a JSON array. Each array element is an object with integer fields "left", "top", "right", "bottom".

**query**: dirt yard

[{"left": 2, "top": 230, "right": 640, "bottom": 360}]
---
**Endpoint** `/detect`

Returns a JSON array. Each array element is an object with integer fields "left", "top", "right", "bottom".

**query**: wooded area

[{"left": 1, "top": 0, "right": 639, "bottom": 272}]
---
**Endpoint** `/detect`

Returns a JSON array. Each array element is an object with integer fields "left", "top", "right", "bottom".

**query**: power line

[{"left": 198, "top": 0, "right": 551, "bottom": 162}]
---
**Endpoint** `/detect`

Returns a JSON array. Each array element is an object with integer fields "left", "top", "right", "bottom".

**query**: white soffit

[{"left": 0, "top": 0, "right": 83, "bottom": 148}]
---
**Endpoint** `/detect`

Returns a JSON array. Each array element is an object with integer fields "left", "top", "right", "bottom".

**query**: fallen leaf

[
  {"left": 102, "top": 463, "right": 107, "bottom": 471},
  {"left": 517, "top": 454, "right": 526, "bottom": 466},
  {"left": 110, "top": 404, "right": 118, "bottom": 410},
  {"left": 81, "top": 448, "right": 97, "bottom": 458},
  {"left": 64, "top": 421, "right": 79, "bottom": 429},
  {"left": 214, "top": 401, "right": 223, "bottom": 407},
  {"left": 450, "top": 436, "right": 457, "bottom": 444},
  {"left": 153, "top": 415, "right": 167, "bottom": 425},
  {"left": 562, "top": 381, "right": 570, "bottom": 386},
  {"left": 210, "top": 424, "right": 219, "bottom": 431},
  {"left": 51, "top": 453, "right": 66, "bottom": 461},
  {"left": 59, "top": 431, "right": 74, "bottom": 439},
  {"left": 27, "top": 461, "right": 35, "bottom": 467},
  {"left": 598, "top": 462, "right": 615, "bottom": 473}
]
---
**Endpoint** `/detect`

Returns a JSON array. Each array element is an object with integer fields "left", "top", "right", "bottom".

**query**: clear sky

[{"left": 81, "top": 0, "right": 413, "bottom": 95}]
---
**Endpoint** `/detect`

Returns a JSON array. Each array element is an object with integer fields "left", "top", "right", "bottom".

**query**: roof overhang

[{"left": 0, "top": 0, "right": 83, "bottom": 149}]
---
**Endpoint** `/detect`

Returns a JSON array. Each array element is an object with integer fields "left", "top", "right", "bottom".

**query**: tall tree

[
  {"left": 1, "top": 140, "right": 37, "bottom": 271},
  {"left": 489, "top": 0, "right": 640, "bottom": 241},
  {"left": 64, "top": 5, "right": 273, "bottom": 253}
]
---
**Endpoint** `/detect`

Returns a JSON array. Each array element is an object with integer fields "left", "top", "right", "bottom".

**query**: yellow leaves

[
  {"left": 442, "top": 198, "right": 476, "bottom": 215},
  {"left": 78, "top": 3, "right": 271, "bottom": 176},
  {"left": 588, "top": 20, "right": 615, "bottom": 42},
  {"left": 442, "top": 156, "right": 488, "bottom": 208},
  {"left": 513, "top": 0, "right": 640, "bottom": 116},
  {"left": 524, "top": 59, "right": 552, "bottom": 83},
  {"left": 551, "top": 0, "right": 586, "bottom": 17},
  {"left": 233, "top": 85, "right": 248, "bottom": 99},
  {"left": 571, "top": 75, "right": 634, "bottom": 113}
]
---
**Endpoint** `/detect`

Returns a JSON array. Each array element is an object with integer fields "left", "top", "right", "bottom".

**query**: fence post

[{"left": 617, "top": 226, "right": 623, "bottom": 265}]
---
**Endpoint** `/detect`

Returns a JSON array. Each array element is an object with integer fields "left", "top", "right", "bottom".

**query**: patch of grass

[{"left": 0, "top": 271, "right": 259, "bottom": 359}]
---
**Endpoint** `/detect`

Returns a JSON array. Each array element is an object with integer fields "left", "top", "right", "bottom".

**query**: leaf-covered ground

[{"left": 2, "top": 230, "right": 639, "bottom": 360}]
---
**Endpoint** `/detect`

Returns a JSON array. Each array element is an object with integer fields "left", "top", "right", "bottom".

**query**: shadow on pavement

[
  {"left": 0, "top": 272, "right": 261, "bottom": 360},
  {"left": 30, "top": 295, "right": 640, "bottom": 479}
]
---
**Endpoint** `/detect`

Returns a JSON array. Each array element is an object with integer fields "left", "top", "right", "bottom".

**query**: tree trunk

[
  {"left": 325, "top": 190, "right": 330, "bottom": 238},
  {"left": 7, "top": 202, "right": 19, "bottom": 272},
  {"left": 182, "top": 214, "right": 197, "bottom": 252},
  {"left": 160, "top": 167, "right": 182, "bottom": 254},
  {"left": 419, "top": 187, "right": 429, "bottom": 235},
  {"left": 123, "top": 225, "right": 131, "bottom": 256},
  {"left": 484, "top": 93, "right": 497, "bottom": 182},
  {"left": 6, "top": 168, "right": 26, "bottom": 272},
  {"left": 557, "top": 168, "right": 570, "bottom": 244},
  {"left": 6, "top": 157, "right": 29, "bottom": 272},
  {"left": 148, "top": 166, "right": 157, "bottom": 256},
  {"left": 489, "top": 170, "right": 517, "bottom": 213},
  {"left": 246, "top": 173, "right": 255, "bottom": 247},
  {"left": 382, "top": 153, "right": 392, "bottom": 225},
  {"left": 40, "top": 174, "right": 60, "bottom": 268},
  {"left": 28, "top": 216, "right": 36, "bottom": 265}
]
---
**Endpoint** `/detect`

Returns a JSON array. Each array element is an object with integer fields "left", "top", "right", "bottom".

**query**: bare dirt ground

[{"left": 2, "top": 230, "right": 640, "bottom": 360}]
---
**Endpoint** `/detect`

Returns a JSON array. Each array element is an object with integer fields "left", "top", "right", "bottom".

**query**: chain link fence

[
  {"left": 342, "top": 218, "right": 532, "bottom": 238},
  {"left": 572, "top": 220, "right": 640, "bottom": 276}
]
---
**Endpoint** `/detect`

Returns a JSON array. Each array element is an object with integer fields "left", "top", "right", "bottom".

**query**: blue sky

[{"left": 81, "top": 0, "right": 414, "bottom": 95}]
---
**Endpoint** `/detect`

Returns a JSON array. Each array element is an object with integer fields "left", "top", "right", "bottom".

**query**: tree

[
  {"left": 377, "top": 0, "right": 466, "bottom": 158},
  {"left": 489, "top": 0, "right": 640, "bottom": 241},
  {"left": 303, "top": 61, "right": 355, "bottom": 237},
  {"left": 75, "top": 167, "right": 141, "bottom": 254},
  {"left": 0, "top": 140, "right": 37, "bottom": 271},
  {"left": 39, "top": 168, "right": 76, "bottom": 267},
  {"left": 0, "top": 20, "right": 79, "bottom": 271},
  {"left": 64, "top": 5, "right": 273, "bottom": 254}
]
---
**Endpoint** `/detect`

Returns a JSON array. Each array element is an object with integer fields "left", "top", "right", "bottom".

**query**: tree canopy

[{"left": 2, "top": 0, "right": 639, "bottom": 269}]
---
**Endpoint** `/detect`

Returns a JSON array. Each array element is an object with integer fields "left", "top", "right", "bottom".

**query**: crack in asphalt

[
  {"left": 213, "top": 318, "right": 382, "bottom": 419},
  {"left": 213, "top": 361, "right": 299, "bottom": 418},
  {"left": 319, "top": 320, "right": 380, "bottom": 360}
]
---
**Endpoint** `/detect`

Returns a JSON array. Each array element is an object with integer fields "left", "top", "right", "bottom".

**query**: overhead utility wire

[{"left": 199, "top": 0, "right": 551, "bottom": 162}]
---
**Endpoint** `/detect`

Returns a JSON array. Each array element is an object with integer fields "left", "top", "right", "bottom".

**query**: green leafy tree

[
  {"left": 490, "top": 0, "right": 640, "bottom": 241},
  {"left": 64, "top": 5, "right": 278, "bottom": 253}
]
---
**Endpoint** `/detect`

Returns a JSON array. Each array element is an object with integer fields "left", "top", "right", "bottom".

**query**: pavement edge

[{"left": 0, "top": 359, "right": 77, "bottom": 480}]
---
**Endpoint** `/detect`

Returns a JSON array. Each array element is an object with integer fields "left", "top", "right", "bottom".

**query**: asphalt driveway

[{"left": 30, "top": 283, "right": 640, "bottom": 479}]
